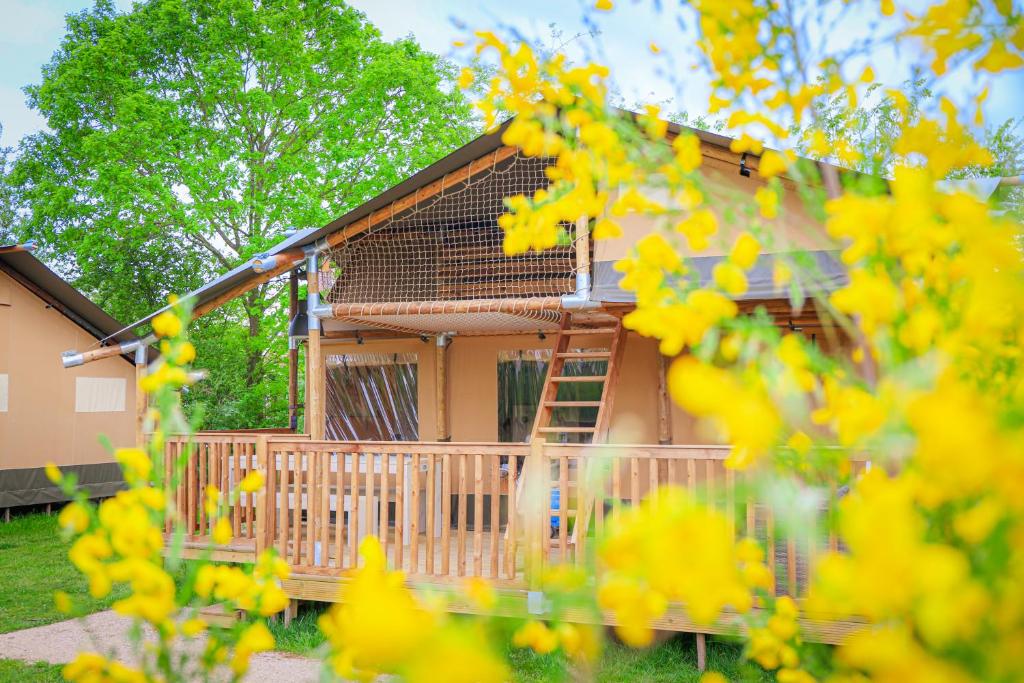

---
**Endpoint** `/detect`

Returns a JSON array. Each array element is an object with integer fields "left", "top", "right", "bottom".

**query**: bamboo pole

[{"left": 329, "top": 296, "right": 563, "bottom": 318}]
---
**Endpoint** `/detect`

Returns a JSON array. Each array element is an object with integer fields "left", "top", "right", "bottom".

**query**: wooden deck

[{"left": 164, "top": 433, "right": 867, "bottom": 643}]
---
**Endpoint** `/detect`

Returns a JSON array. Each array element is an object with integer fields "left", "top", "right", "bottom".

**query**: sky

[{"left": 1, "top": 0, "right": 1022, "bottom": 149}]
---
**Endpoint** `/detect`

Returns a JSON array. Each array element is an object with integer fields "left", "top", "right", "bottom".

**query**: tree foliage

[{"left": 11, "top": 0, "right": 476, "bottom": 428}]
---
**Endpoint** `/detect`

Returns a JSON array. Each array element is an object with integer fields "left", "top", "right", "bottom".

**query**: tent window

[
  {"left": 497, "top": 349, "right": 606, "bottom": 443},
  {"left": 75, "top": 377, "right": 126, "bottom": 413},
  {"left": 325, "top": 352, "right": 418, "bottom": 441}
]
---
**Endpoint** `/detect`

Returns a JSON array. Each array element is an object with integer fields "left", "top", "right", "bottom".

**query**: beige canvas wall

[
  {"left": 0, "top": 271, "right": 137, "bottom": 470},
  {"left": 595, "top": 155, "right": 837, "bottom": 264},
  {"left": 320, "top": 330, "right": 713, "bottom": 446}
]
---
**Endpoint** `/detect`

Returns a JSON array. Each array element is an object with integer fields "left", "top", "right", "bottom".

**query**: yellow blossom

[{"left": 151, "top": 311, "right": 182, "bottom": 338}]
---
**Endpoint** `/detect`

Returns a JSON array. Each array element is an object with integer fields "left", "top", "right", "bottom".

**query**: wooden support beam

[
  {"left": 696, "top": 633, "right": 707, "bottom": 671},
  {"left": 191, "top": 248, "right": 305, "bottom": 320},
  {"left": 657, "top": 353, "right": 673, "bottom": 446},
  {"left": 574, "top": 214, "right": 591, "bottom": 280},
  {"left": 435, "top": 336, "right": 450, "bottom": 442},
  {"left": 307, "top": 264, "right": 325, "bottom": 440}
]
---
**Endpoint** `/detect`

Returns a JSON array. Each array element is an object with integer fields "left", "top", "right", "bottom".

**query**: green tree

[
  {"left": 11, "top": 0, "right": 476, "bottom": 428},
  {"left": 0, "top": 127, "right": 16, "bottom": 244}
]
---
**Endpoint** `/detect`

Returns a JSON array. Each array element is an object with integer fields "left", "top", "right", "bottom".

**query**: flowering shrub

[
  {"left": 48, "top": 300, "right": 289, "bottom": 682},
  {"left": 447, "top": 1, "right": 1024, "bottom": 680},
  {"left": 52, "top": 1, "right": 1024, "bottom": 681}
]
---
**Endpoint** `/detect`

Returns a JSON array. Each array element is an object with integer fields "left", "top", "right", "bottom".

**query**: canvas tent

[{"left": 0, "top": 243, "right": 144, "bottom": 509}]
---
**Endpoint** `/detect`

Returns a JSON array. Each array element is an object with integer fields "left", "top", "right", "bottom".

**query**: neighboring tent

[{"left": 0, "top": 243, "right": 143, "bottom": 509}]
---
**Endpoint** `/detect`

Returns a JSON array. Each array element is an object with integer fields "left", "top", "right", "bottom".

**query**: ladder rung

[
  {"left": 550, "top": 375, "right": 606, "bottom": 383},
  {"left": 545, "top": 400, "right": 602, "bottom": 408},
  {"left": 538, "top": 426, "right": 597, "bottom": 433},
  {"left": 556, "top": 351, "right": 611, "bottom": 360},
  {"left": 563, "top": 327, "right": 617, "bottom": 336}
]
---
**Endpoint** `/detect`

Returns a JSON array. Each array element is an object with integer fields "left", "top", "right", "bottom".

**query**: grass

[
  {"left": 0, "top": 512, "right": 765, "bottom": 680},
  {"left": 0, "top": 512, "right": 128, "bottom": 634},
  {"left": 0, "top": 659, "right": 63, "bottom": 683},
  {"left": 268, "top": 601, "right": 767, "bottom": 682}
]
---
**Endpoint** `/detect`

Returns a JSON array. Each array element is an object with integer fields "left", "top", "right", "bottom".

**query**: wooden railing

[{"left": 165, "top": 434, "right": 866, "bottom": 599}]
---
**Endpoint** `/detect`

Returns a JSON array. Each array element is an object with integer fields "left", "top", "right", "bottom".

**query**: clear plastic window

[
  {"left": 497, "top": 349, "right": 606, "bottom": 444},
  {"left": 325, "top": 352, "right": 418, "bottom": 441}
]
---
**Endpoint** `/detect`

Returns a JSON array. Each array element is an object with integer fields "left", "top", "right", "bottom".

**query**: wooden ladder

[
  {"left": 524, "top": 313, "right": 627, "bottom": 557},
  {"left": 529, "top": 313, "right": 627, "bottom": 444}
]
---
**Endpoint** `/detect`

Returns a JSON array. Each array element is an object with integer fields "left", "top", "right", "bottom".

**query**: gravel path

[{"left": 0, "top": 610, "right": 322, "bottom": 682}]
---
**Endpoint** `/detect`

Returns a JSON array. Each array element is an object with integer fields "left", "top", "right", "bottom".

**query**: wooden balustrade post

[
  {"left": 526, "top": 438, "right": 545, "bottom": 591},
  {"left": 254, "top": 435, "right": 269, "bottom": 557}
]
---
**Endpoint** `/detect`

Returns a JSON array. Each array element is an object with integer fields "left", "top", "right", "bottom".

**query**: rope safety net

[{"left": 320, "top": 151, "right": 580, "bottom": 335}]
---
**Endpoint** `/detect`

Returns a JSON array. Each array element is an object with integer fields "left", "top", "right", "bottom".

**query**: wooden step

[
  {"left": 556, "top": 351, "right": 611, "bottom": 360},
  {"left": 544, "top": 400, "right": 602, "bottom": 408},
  {"left": 562, "top": 327, "right": 617, "bottom": 336},
  {"left": 537, "top": 426, "right": 597, "bottom": 434},
  {"left": 550, "top": 375, "right": 607, "bottom": 383}
]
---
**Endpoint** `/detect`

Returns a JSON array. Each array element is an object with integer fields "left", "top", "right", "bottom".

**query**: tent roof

[
  {"left": 0, "top": 244, "right": 144, "bottom": 364},
  {"left": 112, "top": 115, "right": 841, "bottom": 336}
]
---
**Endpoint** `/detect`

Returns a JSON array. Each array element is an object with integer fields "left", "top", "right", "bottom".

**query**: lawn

[
  {"left": 0, "top": 659, "right": 63, "bottom": 683},
  {"left": 0, "top": 512, "right": 128, "bottom": 634},
  {"left": 0, "top": 511, "right": 765, "bottom": 681},
  {"left": 269, "top": 601, "right": 769, "bottom": 682}
]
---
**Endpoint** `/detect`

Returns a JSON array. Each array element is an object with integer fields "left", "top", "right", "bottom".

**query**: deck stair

[
  {"left": 507, "top": 313, "right": 627, "bottom": 562},
  {"left": 528, "top": 313, "right": 626, "bottom": 444}
]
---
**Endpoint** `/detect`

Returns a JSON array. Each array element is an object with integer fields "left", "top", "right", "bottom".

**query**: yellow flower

[
  {"left": 594, "top": 0, "right": 613, "bottom": 10},
  {"left": 729, "top": 231, "right": 760, "bottom": 270},
  {"left": 115, "top": 448, "right": 152, "bottom": 484},
  {"left": 45, "top": 462, "right": 62, "bottom": 484},
  {"left": 181, "top": 617, "right": 207, "bottom": 637},
  {"left": 464, "top": 577, "right": 497, "bottom": 610},
  {"left": 787, "top": 431, "right": 813, "bottom": 455},
  {"left": 773, "top": 260, "right": 792, "bottom": 288},
  {"left": 713, "top": 262, "right": 748, "bottom": 296},
  {"left": 673, "top": 134, "right": 703, "bottom": 172},
  {"left": 754, "top": 186, "right": 779, "bottom": 219},
  {"left": 58, "top": 502, "right": 89, "bottom": 534},
  {"left": 54, "top": 590, "right": 72, "bottom": 614},
  {"left": 593, "top": 218, "right": 623, "bottom": 239},
  {"left": 173, "top": 341, "right": 196, "bottom": 365},
  {"left": 239, "top": 470, "right": 265, "bottom": 493},
  {"left": 457, "top": 67, "right": 475, "bottom": 89},
  {"left": 213, "top": 517, "right": 232, "bottom": 545},
  {"left": 512, "top": 620, "right": 559, "bottom": 654},
  {"left": 231, "top": 621, "right": 275, "bottom": 675},
  {"left": 151, "top": 311, "right": 182, "bottom": 338},
  {"left": 758, "top": 150, "right": 789, "bottom": 178}
]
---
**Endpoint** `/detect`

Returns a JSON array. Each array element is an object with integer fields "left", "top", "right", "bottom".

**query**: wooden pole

[
  {"left": 435, "top": 335, "right": 450, "bottom": 442},
  {"left": 134, "top": 346, "right": 148, "bottom": 449},
  {"left": 288, "top": 270, "right": 299, "bottom": 431},
  {"left": 574, "top": 214, "right": 590, "bottom": 282},
  {"left": 254, "top": 435, "right": 269, "bottom": 557},
  {"left": 657, "top": 353, "right": 672, "bottom": 446},
  {"left": 696, "top": 633, "right": 707, "bottom": 671},
  {"left": 307, "top": 258, "right": 325, "bottom": 440}
]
